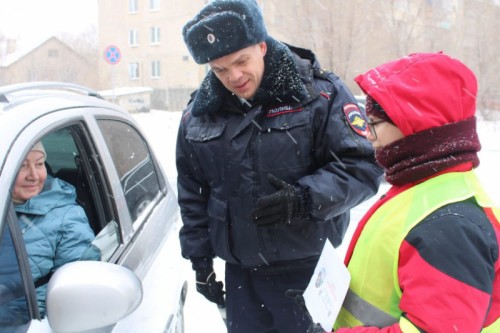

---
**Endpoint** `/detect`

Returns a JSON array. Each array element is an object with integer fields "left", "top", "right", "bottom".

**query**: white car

[{"left": 0, "top": 82, "right": 188, "bottom": 333}]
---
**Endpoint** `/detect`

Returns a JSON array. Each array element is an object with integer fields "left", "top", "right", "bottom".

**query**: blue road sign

[{"left": 104, "top": 45, "right": 121, "bottom": 65}]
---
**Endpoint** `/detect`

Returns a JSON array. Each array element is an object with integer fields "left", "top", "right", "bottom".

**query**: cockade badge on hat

[{"left": 207, "top": 33, "right": 216, "bottom": 44}]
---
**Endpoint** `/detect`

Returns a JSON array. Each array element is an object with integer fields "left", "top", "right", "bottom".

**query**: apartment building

[
  {"left": 97, "top": 0, "right": 500, "bottom": 113},
  {"left": 98, "top": 0, "right": 207, "bottom": 110}
]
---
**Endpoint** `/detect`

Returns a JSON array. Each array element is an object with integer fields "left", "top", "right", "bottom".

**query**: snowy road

[{"left": 134, "top": 110, "right": 499, "bottom": 333}]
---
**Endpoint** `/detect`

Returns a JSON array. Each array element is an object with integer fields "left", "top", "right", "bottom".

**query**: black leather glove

[
  {"left": 193, "top": 259, "right": 225, "bottom": 307},
  {"left": 285, "top": 289, "right": 326, "bottom": 333},
  {"left": 251, "top": 174, "right": 309, "bottom": 226}
]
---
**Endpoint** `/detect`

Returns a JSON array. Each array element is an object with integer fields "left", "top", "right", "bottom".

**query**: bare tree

[
  {"left": 461, "top": 1, "right": 500, "bottom": 119},
  {"left": 57, "top": 25, "right": 98, "bottom": 65},
  {"left": 259, "top": 0, "right": 500, "bottom": 116}
]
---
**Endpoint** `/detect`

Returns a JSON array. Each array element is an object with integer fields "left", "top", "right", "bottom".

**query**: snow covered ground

[{"left": 133, "top": 110, "right": 499, "bottom": 333}]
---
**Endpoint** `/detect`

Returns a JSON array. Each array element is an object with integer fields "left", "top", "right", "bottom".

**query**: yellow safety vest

[{"left": 334, "top": 171, "right": 500, "bottom": 332}]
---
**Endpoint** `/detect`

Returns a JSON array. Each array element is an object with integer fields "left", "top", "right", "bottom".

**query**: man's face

[
  {"left": 12, "top": 150, "right": 47, "bottom": 203},
  {"left": 209, "top": 42, "right": 267, "bottom": 100}
]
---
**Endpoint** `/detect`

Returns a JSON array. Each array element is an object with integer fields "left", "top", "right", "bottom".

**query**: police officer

[{"left": 176, "top": 1, "right": 383, "bottom": 332}]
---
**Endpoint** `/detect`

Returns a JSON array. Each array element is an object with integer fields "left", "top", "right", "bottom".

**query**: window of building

[
  {"left": 150, "top": 27, "right": 160, "bottom": 44},
  {"left": 441, "top": 0, "right": 454, "bottom": 11},
  {"left": 48, "top": 49, "right": 59, "bottom": 58},
  {"left": 128, "top": 0, "right": 138, "bottom": 13},
  {"left": 129, "top": 29, "right": 139, "bottom": 46},
  {"left": 395, "top": 0, "right": 409, "bottom": 11},
  {"left": 149, "top": 0, "right": 160, "bottom": 10},
  {"left": 426, "top": 0, "right": 455, "bottom": 10},
  {"left": 129, "top": 63, "right": 140, "bottom": 80},
  {"left": 151, "top": 60, "right": 160, "bottom": 78},
  {"left": 27, "top": 69, "right": 37, "bottom": 81}
]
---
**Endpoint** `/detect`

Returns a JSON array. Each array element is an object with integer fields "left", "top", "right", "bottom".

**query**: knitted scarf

[
  {"left": 189, "top": 37, "right": 309, "bottom": 116},
  {"left": 375, "top": 117, "right": 481, "bottom": 186}
]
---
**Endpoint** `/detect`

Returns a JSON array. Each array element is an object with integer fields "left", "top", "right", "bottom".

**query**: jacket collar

[
  {"left": 14, "top": 177, "right": 75, "bottom": 216},
  {"left": 190, "top": 37, "right": 311, "bottom": 117}
]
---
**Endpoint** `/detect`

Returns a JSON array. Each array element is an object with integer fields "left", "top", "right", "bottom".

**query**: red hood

[{"left": 355, "top": 52, "right": 477, "bottom": 136}]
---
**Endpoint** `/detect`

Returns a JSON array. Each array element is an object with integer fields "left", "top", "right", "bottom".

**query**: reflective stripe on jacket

[{"left": 335, "top": 171, "right": 500, "bottom": 332}]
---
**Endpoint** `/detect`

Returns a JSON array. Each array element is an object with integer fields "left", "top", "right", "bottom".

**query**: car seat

[{"left": 54, "top": 155, "right": 99, "bottom": 235}]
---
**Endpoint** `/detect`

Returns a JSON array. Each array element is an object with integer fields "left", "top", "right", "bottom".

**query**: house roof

[{"left": 0, "top": 36, "right": 91, "bottom": 68}]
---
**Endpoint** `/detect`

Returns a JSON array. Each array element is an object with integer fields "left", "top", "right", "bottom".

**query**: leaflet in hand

[{"left": 303, "top": 240, "right": 350, "bottom": 331}]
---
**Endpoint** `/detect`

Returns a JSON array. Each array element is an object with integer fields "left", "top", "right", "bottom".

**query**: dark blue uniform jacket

[{"left": 177, "top": 38, "right": 383, "bottom": 270}]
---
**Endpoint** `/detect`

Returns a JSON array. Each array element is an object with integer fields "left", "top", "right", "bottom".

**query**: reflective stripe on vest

[
  {"left": 483, "top": 318, "right": 500, "bottom": 333},
  {"left": 335, "top": 171, "right": 499, "bottom": 330}
]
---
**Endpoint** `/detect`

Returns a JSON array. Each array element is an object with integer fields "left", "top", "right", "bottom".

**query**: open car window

[
  {"left": 0, "top": 121, "right": 128, "bottom": 327},
  {"left": 42, "top": 125, "right": 120, "bottom": 259}
]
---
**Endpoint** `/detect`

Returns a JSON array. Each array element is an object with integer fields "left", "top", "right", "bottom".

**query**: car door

[
  {"left": 43, "top": 111, "right": 185, "bottom": 332},
  {"left": 0, "top": 107, "right": 124, "bottom": 332},
  {"left": 93, "top": 117, "right": 187, "bottom": 332},
  {"left": 1, "top": 104, "right": 185, "bottom": 332},
  {"left": 0, "top": 202, "right": 39, "bottom": 331}
]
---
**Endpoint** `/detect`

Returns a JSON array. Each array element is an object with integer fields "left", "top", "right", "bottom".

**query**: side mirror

[{"left": 46, "top": 261, "right": 142, "bottom": 332}]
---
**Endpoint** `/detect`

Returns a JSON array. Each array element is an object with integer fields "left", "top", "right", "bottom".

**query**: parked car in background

[{"left": 0, "top": 82, "right": 187, "bottom": 333}]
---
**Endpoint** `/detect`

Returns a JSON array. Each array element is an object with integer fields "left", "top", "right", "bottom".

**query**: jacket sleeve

[
  {"left": 297, "top": 75, "right": 383, "bottom": 221},
  {"left": 396, "top": 203, "right": 498, "bottom": 332},
  {"left": 335, "top": 200, "right": 499, "bottom": 333},
  {"left": 176, "top": 112, "right": 215, "bottom": 260},
  {"left": 54, "top": 204, "right": 97, "bottom": 269}
]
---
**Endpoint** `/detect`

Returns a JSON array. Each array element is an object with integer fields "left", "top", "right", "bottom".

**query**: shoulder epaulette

[{"left": 313, "top": 68, "right": 337, "bottom": 83}]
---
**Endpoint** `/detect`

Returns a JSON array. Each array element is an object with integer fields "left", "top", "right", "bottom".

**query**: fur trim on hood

[{"left": 189, "top": 37, "right": 309, "bottom": 117}]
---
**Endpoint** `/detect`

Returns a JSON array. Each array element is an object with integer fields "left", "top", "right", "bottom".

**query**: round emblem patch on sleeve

[{"left": 343, "top": 103, "right": 369, "bottom": 137}]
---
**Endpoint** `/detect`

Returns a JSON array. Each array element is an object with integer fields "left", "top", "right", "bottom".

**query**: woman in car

[{"left": 0, "top": 141, "right": 99, "bottom": 326}]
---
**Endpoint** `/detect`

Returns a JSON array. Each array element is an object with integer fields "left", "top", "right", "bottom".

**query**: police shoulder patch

[{"left": 343, "top": 103, "right": 369, "bottom": 137}]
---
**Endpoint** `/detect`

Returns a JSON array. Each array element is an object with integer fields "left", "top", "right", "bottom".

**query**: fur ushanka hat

[{"left": 183, "top": 0, "right": 268, "bottom": 64}]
